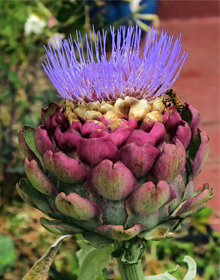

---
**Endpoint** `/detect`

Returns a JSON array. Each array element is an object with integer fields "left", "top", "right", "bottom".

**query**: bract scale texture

[{"left": 17, "top": 97, "right": 213, "bottom": 246}]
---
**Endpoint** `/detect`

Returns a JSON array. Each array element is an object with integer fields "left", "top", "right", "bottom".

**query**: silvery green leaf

[
  {"left": 144, "top": 265, "right": 179, "bottom": 280},
  {"left": 77, "top": 240, "right": 114, "bottom": 280},
  {"left": 145, "top": 256, "right": 197, "bottom": 280},
  {"left": 182, "top": 256, "right": 197, "bottom": 280},
  {"left": 145, "top": 271, "right": 177, "bottom": 280},
  {"left": 22, "top": 235, "right": 69, "bottom": 280}
]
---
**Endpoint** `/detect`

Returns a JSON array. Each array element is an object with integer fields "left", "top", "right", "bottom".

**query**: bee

[{"left": 164, "top": 89, "right": 184, "bottom": 114}]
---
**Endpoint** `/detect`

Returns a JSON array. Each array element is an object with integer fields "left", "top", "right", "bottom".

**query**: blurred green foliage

[{"left": 0, "top": 234, "right": 16, "bottom": 275}]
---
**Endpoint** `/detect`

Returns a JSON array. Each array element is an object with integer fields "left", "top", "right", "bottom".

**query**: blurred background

[{"left": 0, "top": 1, "right": 219, "bottom": 279}]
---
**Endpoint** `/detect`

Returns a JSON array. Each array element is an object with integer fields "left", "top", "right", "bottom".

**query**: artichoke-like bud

[
  {"left": 17, "top": 26, "right": 213, "bottom": 247},
  {"left": 17, "top": 99, "right": 213, "bottom": 245}
]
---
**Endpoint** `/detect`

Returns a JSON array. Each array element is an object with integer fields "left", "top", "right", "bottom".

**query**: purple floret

[{"left": 43, "top": 26, "right": 188, "bottom": 103}]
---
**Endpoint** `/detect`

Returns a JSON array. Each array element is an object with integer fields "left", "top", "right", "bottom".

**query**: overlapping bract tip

[{"left": 43, "top": 26, "right": 188, "bottom": 103}]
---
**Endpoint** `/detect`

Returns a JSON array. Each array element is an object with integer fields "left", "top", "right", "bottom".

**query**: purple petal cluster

[{"left": 43, "top": 26, "right": 188, "bottom": 102}]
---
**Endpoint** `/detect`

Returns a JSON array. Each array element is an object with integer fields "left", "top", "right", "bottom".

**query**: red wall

[{"left": 158, "top": 0, "right": 219, "bottom": 19}]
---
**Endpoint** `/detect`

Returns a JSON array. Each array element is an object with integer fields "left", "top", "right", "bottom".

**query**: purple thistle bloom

[{"left": 43, "top": 26, "right": 188, "bottom": 103}]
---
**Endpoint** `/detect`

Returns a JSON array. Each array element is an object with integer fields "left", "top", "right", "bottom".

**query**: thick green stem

[{"left": 114, "top": 240, "right": 145, "bottom": 280}]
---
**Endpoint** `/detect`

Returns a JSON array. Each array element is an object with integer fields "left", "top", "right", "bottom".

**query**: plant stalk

[{"left": 114, "top": 240, "right": 145, "bottom": 280}]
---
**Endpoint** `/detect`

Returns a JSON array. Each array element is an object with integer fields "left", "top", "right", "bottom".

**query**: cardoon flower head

[
  {"left": 17, "top": 26, "right": 213, "bottom": 248},
  {"left": 43, "top": 26, "right": 188, "bottom": 102}
]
